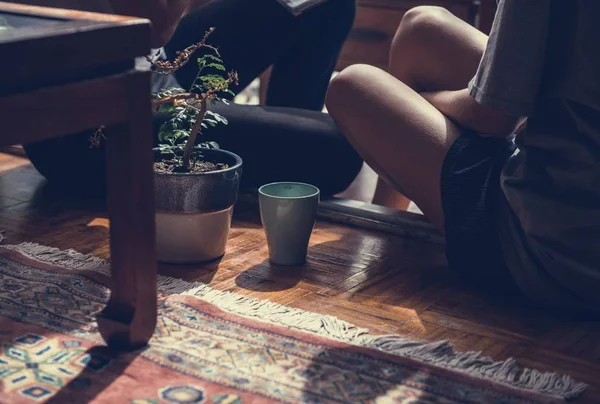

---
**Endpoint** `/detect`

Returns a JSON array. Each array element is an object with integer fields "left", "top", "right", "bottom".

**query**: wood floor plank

[
  {"left": 290, "top": 293, "right": 420, "bottom": 335},
  {"left": 0, "top": 154, "right": 30, "bottom": 177},
  {"left": 1, "top": 154, "right": 599, "bottom": 403}
]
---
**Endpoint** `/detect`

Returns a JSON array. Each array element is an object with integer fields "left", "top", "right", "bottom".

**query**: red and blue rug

[{"left": 0, "top": 243, "right": 586, "bottom": 403}]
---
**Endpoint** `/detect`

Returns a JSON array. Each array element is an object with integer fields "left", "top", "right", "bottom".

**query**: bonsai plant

[{"left": 147, "top": 28, "right": 243, "bottom": 263}]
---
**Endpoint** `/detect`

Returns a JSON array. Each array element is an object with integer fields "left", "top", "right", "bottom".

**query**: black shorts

[{"left": 441, "top": 131, "right": 521, "bottom": 294}]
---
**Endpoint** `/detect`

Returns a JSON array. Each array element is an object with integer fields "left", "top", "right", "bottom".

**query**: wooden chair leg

[{"left": 97, "top": 71, "right": 157, "bottom": 350}]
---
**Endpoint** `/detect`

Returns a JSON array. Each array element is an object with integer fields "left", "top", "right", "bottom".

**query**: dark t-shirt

[{"left": 468, "top": 0, "right": 600, "bottom": 310}]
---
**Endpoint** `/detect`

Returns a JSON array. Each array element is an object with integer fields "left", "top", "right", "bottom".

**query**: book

[{"left": 276, "top": 0, "right": 328, "bottom": 15}]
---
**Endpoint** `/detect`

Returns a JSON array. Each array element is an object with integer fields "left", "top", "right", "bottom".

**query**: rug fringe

[
  {"left": 1, "top": 242, "right": 111, "bottom": 275},
  {"left": 0, "top": 242, "right": 587, "bottom": 400}
]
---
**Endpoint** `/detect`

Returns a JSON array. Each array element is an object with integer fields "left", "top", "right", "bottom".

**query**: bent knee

[
  {"left": 326, "top": 64, "right": 380, "bottom": 118},
  {"left": 400, "top": 6, "right": 453, "bottom": 33},
  {"left": 392, "top": 6, "right": 453, "bottom": 48}
]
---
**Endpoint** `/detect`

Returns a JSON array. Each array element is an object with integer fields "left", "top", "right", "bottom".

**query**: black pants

[{"left": 24, "top": 0, "right": 362, "bottom": 197}]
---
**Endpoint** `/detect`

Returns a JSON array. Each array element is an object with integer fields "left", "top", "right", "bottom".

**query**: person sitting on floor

[
  {"left": 21, "top": 0, "right": 363, "bottom": 197},
  {"left": 325, "top": 0, "right": 600, "bottom": 314}
]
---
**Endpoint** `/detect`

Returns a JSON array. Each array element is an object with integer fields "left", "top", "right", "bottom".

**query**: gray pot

[{"left": 154, "top": 148, "right": 243, "bottom": 263}]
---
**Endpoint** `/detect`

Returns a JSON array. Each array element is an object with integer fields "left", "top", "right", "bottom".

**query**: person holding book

[
  {"left": 22, "top": 0, "right": 363, "bottom": 197},
  {"left": 325, "top": 1, "right": 600, "bottom": 313}
]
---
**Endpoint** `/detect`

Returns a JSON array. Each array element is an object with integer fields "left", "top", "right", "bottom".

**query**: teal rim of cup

[{"left": 258, "top": 182, "right": 320, "bottom": 200}]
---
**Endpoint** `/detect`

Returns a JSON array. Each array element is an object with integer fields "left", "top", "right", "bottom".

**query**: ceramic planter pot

[{"left": 154, "top": 148, "right": 243, "bottom": 263}]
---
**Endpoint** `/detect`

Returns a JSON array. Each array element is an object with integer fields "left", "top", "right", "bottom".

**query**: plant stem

[
  {"left": 147, "top": 28, "right": 218, "bottom": 75},
  {"left": 182, "top": 100, "right": 208, "bottom": 170},
  {"left": 189, "top": 60, "right": 205, "bottom": 93},
  {"left": 152, "top": 93, "right": 197, "bottom": 109}
]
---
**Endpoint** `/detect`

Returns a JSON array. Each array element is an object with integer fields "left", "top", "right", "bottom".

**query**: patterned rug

[{"left": 0, "top": 243, "right": 586, "bottom": 404}]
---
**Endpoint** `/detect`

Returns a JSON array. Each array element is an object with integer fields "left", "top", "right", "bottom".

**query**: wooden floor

[{"left": 1, "top": 152, "right": 599, "bottom": 402}]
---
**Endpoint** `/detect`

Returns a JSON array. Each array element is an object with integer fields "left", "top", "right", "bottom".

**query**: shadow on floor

[
  {"left": 235, "top": 259, "right": 303, "bottom": 292},
  {"left": 157, "top": 256, "right": 222, "bottom": 285},
  {"left": 46, "top": 345, "right": 141, "bottom": 404},
  {"left": 299, "top": 345, "right": 428, "bottom": 402}
]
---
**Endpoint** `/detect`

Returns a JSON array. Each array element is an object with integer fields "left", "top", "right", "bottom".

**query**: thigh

[
  {"left": 390, "top": 6, "right": 487, "bottom": 91},
  {"left": 326, "top": 64, "right": 464, "bottom": 231},
  {"left": 200, "top": 102, "right": 363, "bottom": 196},
  {"left": 166, "top": 0, "right": 296, "bottom": 91}
]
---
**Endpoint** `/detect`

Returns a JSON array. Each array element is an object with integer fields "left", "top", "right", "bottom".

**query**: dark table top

[
  {"left": 0, "top": 3, "right": 151, "bottom": 96},
  {"left": 0, "top": 11, "right": 64, "bottom": 31}
]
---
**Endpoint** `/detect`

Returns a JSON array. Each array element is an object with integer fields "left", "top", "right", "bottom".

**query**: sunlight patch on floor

[{"left": 87, "top": 218, "right": 109, "bottom": 229}]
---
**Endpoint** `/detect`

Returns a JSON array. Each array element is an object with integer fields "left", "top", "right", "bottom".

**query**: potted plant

[{"left": 147, "top": 28, "right": 242, "bottom": 263}]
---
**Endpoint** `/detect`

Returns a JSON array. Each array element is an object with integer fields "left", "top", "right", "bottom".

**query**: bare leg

[
  {"left": 327, "top": 65, "right": 459, "bottom": 230},
  {"left": 350, "top": 7, "right": 487, "bottom": 214},
  {"left": 373, "top": 180, "right": 411, "bottom": 210},
  {"left": 372, "top": 7, "right": 487, "bottom": 209},
  {"left": 328, "top": 7, "right": 487, "bottom": 229},
  {"left": 389, "top": 6, "right": 487, "bottom": 91}
]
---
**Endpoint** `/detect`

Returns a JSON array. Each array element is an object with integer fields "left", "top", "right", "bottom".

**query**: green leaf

[
  {"left": 197, "top": 141, "right": 220, "bottom": 150},
  {"left": 203, "top": 54, "right": 223, "bottom": 63},
  {"left": 204, "top": 118, "right": 218, "bottom": 127},
  {"left": 206, "top": 111, "right": 228, "bottom": 125},
  {"left": 206, "top": 63, "right": 226, "bottom": 71},
  {"left": 153, "top": 88, "right": 186, "bottom": 99},
  {"left": 158, "top": 144, "right": 176, "bottom": 157},
  {"left": 200, "top": 75, "right": 227, "bottom": 83},
  {"left": 157, "top": 105, "right": 175, "bottom": 115},
  {"left": 173, "top": 130, "right": 188, "bottom": 142},
  {"left": 157, "top": 123, "right": 170, "bottom": 142}
]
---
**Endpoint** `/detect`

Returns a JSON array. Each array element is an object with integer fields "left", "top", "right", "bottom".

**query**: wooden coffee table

[{"left": 0, "top": 2, "right": 157, "bottom": 350}]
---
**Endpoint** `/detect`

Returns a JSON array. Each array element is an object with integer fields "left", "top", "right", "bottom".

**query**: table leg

[{"left": 97, "top": 71, "right": 157, "bottom": 350}]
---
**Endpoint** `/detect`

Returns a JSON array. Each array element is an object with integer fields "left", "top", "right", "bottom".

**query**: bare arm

[
  {"left": 421, "top": 89, "right": 525, "bottom": 137},
  {"left": 427, "top": 0, "right": 551, "bottom": 137},
  {"left": 109, "top": 0, "right": 189, "bottom": 47}
]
